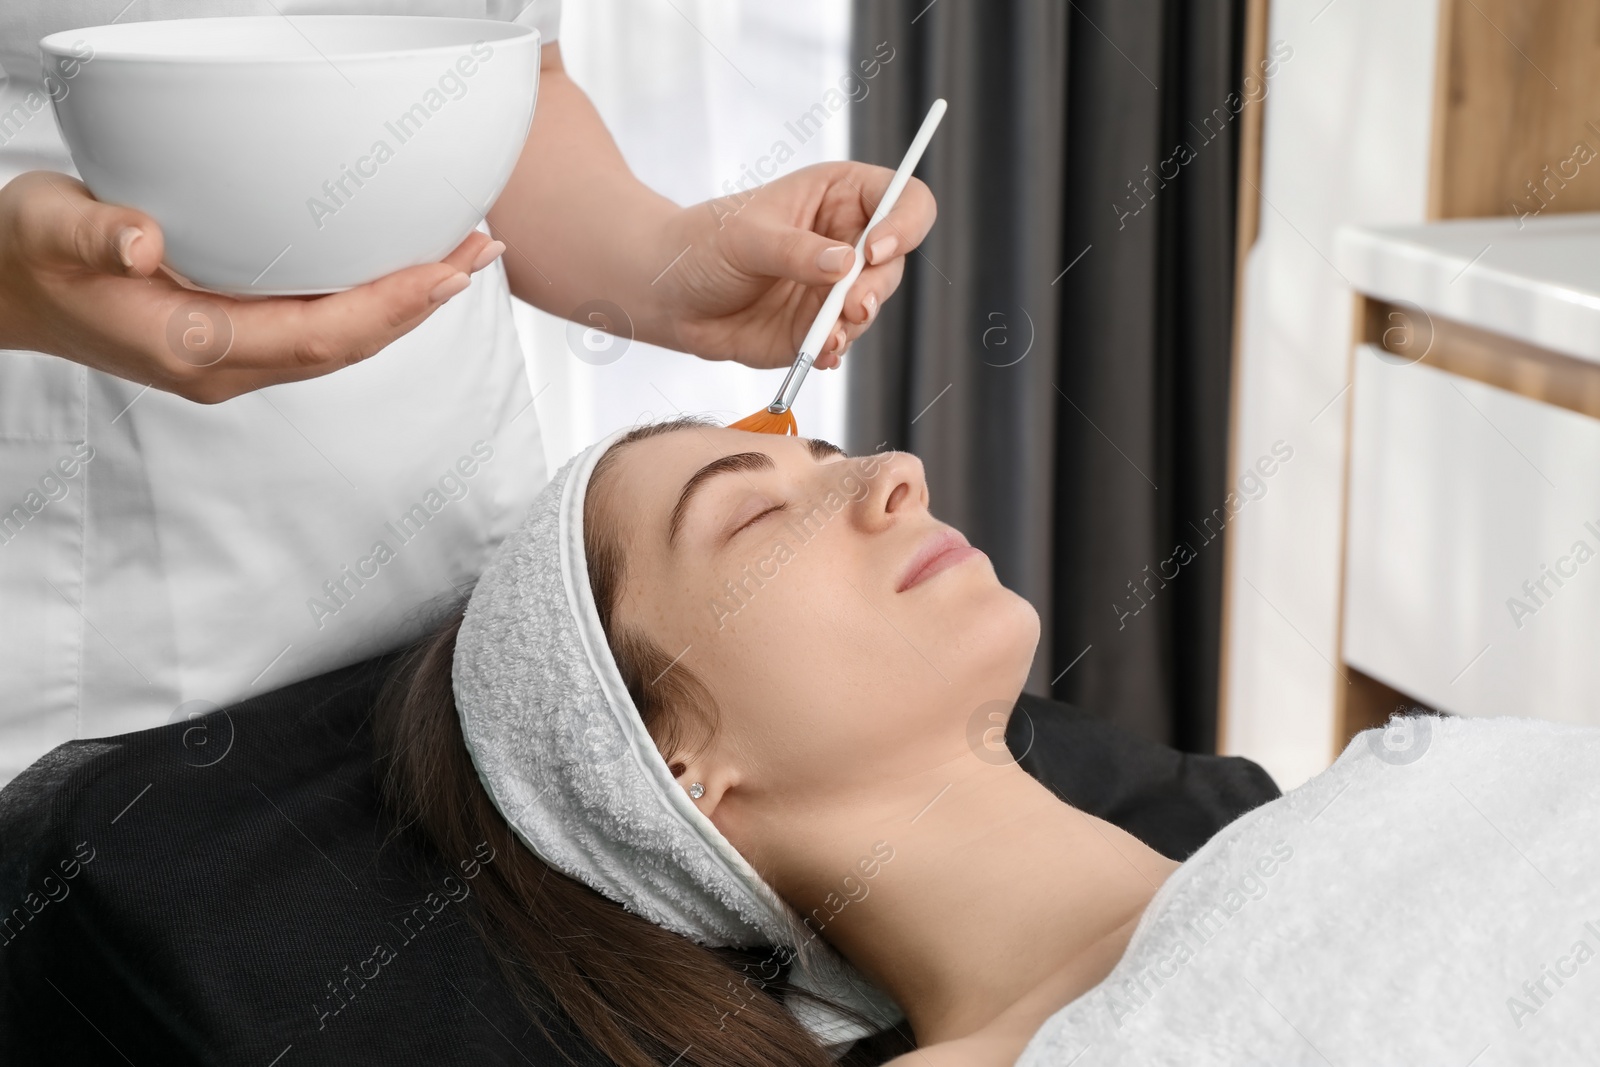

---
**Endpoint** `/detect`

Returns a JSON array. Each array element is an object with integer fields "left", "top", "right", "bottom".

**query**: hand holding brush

[{"left": 730, "top": 97, "right": 948, "bottom": 435}]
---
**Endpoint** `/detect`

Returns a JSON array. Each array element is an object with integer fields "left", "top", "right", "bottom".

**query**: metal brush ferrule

[{"left": 768, "top": 349, "right": 817, "bottom": 415}]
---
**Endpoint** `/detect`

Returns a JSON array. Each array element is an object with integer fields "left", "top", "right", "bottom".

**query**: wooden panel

[
  {"left": 1431, "top": 0, "right": 1600, "bottom": 220},
  {"left": 1363, "top": 299, "right": 1600, "bottom": 419},
  {"left": 1214, "top": 0, "right": 1271, "bottom": 754},
  {"left": 1331, "top": 298, "right": 1443, "bottom": 753},
  {"left": 1232, "top": 0, "right": 1271, "bottom": 254},
  {"left": 1335, "top": 668, "right": 1439, "bottom": 754}
]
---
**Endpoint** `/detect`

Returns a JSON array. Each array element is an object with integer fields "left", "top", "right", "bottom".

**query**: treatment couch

[{"left": 0, "top": 651, "right": 1279, "bottom": 1065}]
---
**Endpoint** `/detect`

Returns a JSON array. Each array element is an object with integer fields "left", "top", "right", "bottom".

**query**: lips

[{"left": 896, "top": 527, "right": 985, "bottom": 593}]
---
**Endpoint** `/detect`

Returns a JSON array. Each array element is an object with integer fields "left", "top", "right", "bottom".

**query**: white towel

[
  {"left": 452, "top": 430, "right": 903, "bottom": 1052},
  {"left": 1015, "top": 714, "right": 1600, "bottom": 1065}
]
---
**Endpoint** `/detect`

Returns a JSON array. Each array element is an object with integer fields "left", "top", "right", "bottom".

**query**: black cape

[{"left": 0, "top": 652, "right": 1278, "bottom": 1065}]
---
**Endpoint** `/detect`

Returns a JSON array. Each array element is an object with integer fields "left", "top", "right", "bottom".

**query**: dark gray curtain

[{"left": 847, "top": 0, "right": 1244, "bottom": 752}]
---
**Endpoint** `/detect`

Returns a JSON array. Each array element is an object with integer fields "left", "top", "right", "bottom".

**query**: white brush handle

[{"left": 768, "top": 97, "right": 948, "bottom": 414}]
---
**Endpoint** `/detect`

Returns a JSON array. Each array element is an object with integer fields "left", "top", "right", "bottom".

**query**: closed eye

[{"left": 733, "top": 502, "right": 788, "bottom": 537}]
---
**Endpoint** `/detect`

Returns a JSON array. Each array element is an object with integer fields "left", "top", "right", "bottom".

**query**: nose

[{"left": 853, "top": 449, "right": 928, "bottom": 533}]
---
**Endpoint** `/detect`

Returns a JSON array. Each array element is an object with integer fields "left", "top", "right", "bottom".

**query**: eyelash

[{"left": 735, "top": 502, "right": 787, "bottom": 535}]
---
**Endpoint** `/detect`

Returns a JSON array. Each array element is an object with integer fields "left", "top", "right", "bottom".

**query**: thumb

[
  {"left": 33, "top": 174, "right": 163, "bottom": 277},
  {"left": 726, "top": 217, "right": 857, "bottom": 287}
]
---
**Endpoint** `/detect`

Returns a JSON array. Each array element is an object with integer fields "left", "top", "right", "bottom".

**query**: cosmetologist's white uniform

[{"left": 0, "top": 0, "right": 560, "bottom": 785}]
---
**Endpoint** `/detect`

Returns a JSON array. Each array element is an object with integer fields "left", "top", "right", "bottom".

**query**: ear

[{"left": 671, "top": 759, "right": 732, "bottom": 817}]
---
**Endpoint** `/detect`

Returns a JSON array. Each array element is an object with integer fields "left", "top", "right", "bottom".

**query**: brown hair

[{"left": 373, "top": 418, "right": 912, "bottom": 1067}]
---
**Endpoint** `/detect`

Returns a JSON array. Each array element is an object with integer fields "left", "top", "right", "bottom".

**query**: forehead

[
  {"left": 604, "top": 425, "right": 768, "bottom": 496},
  {"left": 611, "top": 424, "right": 751, "bottom": 480},
  {"left": 594, "top": 426, "right": 790, "bottom": 540}
]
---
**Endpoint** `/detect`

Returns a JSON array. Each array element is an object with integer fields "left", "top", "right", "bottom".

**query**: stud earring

[{"left": 688, "top": 782, "right": 705, "bottom": 799}]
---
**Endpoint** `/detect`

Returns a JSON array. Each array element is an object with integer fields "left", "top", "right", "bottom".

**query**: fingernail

[
  {"left": 470, "top": 240, "right": 506, "bottom": 272},
  {"left": 816, "top": 244, "right": 851, "bottom": 274},
  {"left": 868, "top": 235, "right": 897, "bottom": 264},
  {"left": 429, "top": 272, "right": 469, "bottom": 304},
  {"left": 116, "top": 227, "right": 143, "bottom": 270},
  {"left": 864, "top": 292, "right": 878, "bottom": 322}
]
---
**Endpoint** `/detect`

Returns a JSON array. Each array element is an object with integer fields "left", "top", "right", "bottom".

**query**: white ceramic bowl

[{"left": 39, "top": 16, "right": 540, "bottom": 295}]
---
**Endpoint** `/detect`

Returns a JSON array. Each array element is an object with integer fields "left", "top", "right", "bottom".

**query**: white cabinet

[{"left": 1343, "top": 345, "right": 1600, "bottom": 724}]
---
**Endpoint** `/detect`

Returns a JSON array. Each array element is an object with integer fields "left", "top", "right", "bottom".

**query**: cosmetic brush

[{"left": 729, "top": 97, "right": 948, "bottom": 435}]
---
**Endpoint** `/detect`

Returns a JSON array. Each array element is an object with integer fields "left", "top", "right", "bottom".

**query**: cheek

[
  {"left": 688, "top": 545, "right": 864, "bottom": 689},
  {"left": 676, "top": 541, "right": 907, "bottom": 747},
  {"left": 704, "top": 542, "right": 1033, "bottom": 699},
  {"left": 632, "top": 532, "right": 1039, "bottom": 782}
]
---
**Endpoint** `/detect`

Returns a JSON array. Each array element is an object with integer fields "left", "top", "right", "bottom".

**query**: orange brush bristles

[{"left": 728, "top": 407, "right": 798, "bottom": 435}]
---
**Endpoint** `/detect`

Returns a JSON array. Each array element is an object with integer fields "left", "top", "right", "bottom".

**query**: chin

[
  {"left": 937, "top": 577, "right": 1040, "bottom": 692},
  {"left": 993, "top": 587, "right": 1042, "bottom": 685}
]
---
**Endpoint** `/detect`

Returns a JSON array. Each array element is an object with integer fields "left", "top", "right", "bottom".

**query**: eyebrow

[
  {"left": 667, "top": 451, "right": 775, "bottom": 546},
  {"left": 665, "top": 440, "right": 851, "bottom": 547}
]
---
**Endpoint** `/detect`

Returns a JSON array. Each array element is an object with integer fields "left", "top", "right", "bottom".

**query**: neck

[{"left": 774, "top": 756, "right": 1180, "bottom": 1045}]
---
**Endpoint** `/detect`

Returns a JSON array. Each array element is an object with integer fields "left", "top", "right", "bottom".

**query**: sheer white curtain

[{"left": 512, "top": 0, "right": 853, "bottom": 470}]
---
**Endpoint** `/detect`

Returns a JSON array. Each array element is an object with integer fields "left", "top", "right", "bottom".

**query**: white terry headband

[{"left": 452, "top": 428, "right": 904, "bottom": 1050}]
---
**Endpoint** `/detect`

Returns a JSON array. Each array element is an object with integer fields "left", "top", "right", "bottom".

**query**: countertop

[{"left": 1334, "top": 212, "right": 1600, "bottom": 365}]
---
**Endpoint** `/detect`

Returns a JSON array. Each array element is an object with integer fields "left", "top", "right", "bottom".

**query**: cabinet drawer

[{"left": 1344, "top": 344, "right": 1600, "bottom": 724}]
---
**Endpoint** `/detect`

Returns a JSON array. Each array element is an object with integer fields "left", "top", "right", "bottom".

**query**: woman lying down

[{"left": 374, "top": 416, "right": 1600, "bottom": 1067}]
